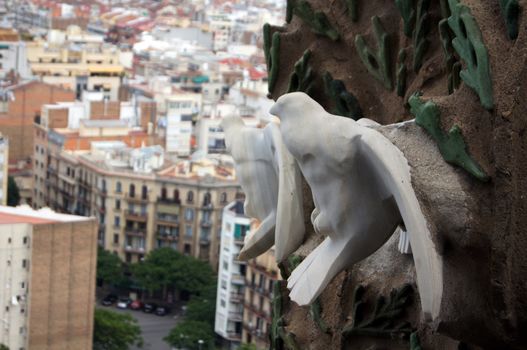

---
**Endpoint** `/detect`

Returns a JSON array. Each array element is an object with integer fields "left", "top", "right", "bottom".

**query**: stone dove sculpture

[
  {"left": 221, "top": 115, "right": 305, "bottom": 263},
  {"left": 270, "top": 92, "right": 443, "bottom": 320}
]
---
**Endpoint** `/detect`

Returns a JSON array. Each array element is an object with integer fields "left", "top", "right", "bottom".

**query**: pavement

[{"left": 98, "top": 305, "right": 179, "bottom": 350}]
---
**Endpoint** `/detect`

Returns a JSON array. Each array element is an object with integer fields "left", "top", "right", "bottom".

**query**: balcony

[
  {"left": 200, "top": 220, "right": 212, "bottom": 228},
  {"left": 125, "top": 193, "right": 148, "bottom": 203},
  {"left": 231, "top": 274, "right": 245, "bottom": 285},
  {"left": 156, "top": 213, "right": 179, "bottom": 226},
  {"left": 243, "top": 324, "right": 269, "bottom": 340},
  {"left": 125, "top": 229, "right": 146, "bottom": 237},
  {"left": 157, "top": 197, "right": 181, "bottom": 205},
  {"left": 157, "top": 232, "right": 179, "bottom": 241},
  {"left": 124, "top": 210, "right": 148, "bottom": 222},
  {"left": 228, "top": 311, "right": 243, "bottom": 322},
  {"left": 225, "top": 332, "right": 241, "bottom": 341},
  {"left": 243, "top": 302, "right": 271, "bottom": 322},
  {"left": 200, "top": 237, "right": 210, "bottom": 245},
  {"left": 124, "top": 245, "right": 145, "bottom": 254},
  {"left": 202, "top": 203, "right": 213, "bottom": 211},
  {"left": 229, "top": 292, "right": 244, "bottom": 303}
]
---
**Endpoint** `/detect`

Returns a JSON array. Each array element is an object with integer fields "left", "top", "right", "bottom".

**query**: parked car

[
  {"left": 101, "top": 294, "right": 118, "bottom": 306},
  {"left": 155, "top": 306, "right": 171, "bottom": 316},
  {"left": 143, "top": 302, "right": 157, "bottom": 313},
  {"left": 130, "top": 300, "right": 143, "bottom": 310},
  {"left": 116, "top": 297, "right": 132, "bottom": 309}
]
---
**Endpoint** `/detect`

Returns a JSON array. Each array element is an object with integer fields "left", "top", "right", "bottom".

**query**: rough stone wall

[{"left": 265, "top": 1, "right": 527, "bottom": 349}]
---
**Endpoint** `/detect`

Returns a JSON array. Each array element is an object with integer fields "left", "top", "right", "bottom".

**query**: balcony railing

[
  {"left": 231, "top": 274, "right": 245, "bottom": 285},
  {"left": 229, "top": 293, "right": 244, "bottom": 303},
  {"left": 157, "top": 214, "right": 179, "bottom": 225},
  {"left": 157, "top": 232, "right": 179, "bottom": 241},
  {"left": 200, "top": 220, "right": 212, "bottom": 228},
  {"left": 157, "top": 197, "right": 181, "bottom": 205},
  {"left": 125, "top": 229, "right": 146, "bottom": 237},
  {"left": 124, "top": 210, "right": 148, "bottom": 222},
  {"left": 228, "top": 311, "right": 243, "bottom": 322},
  {"left": 124, "top": 245, "right": 145, "bottom": 254},
  {"left": 125, "top": 193, "right": 148, "bottom": 203}
]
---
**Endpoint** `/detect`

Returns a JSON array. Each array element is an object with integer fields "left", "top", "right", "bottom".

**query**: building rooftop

[{"left": 0, "top": 205, "right": 91, "bottom": 224}]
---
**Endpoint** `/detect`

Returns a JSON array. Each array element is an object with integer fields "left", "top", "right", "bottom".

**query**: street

[{"left": 100, "top": 306, "right": 179, "bottom": 350}]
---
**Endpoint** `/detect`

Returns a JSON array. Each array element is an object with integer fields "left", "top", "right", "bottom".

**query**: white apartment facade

[{"left": 215, "top": 201, "right": 250, "bottom": 346}]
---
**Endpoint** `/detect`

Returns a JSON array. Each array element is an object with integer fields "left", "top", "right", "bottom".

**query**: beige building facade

[
  {"left": 242, "top": 248, "right": 280, "bottom": 348},
  {"left": 0, "top": 205, "right": 97, "bottom": 350}
]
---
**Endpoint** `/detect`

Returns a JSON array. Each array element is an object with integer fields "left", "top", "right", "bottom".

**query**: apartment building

[
  {"left": 26, "top": 32, "right": 124, "bottom": 100},
  {"left": 215, "top": 200, "right": 250, "bottom": 346},
  {"left": 33, "top": 129, "right": 239, "bottom": 268},
  {"left": 0, "top": 205, "right": 97, "bottom": 350},
  {"left": 0, "top": 80, "right": 75, "bottom": 163},
  {"left": 242, "top": 248, "right": 280, "bottom": 348}
]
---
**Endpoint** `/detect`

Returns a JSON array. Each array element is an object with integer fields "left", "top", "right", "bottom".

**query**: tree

[
  {"left": 97, "top": 247, "right": 124, "bottom": 286},
  {"left": 164, "top": 320, "right": 214, "bottom": 350},
  {"left": 93, "top": 309, "right": 143, "bottom": 350},
  {"left": 172, "top": 255, "right": 216, "bottom": 295},
  {"left": 132, "top": 247, "right": 183, "bottom": 298},
  {"left": 132, "top": 248, "right": 216, "bottom": 299},
  {"left": 185, "top": 283, "right": 217, "bottom": 327},
  {"left": 7, "top": 176, "right": 20, "bottom": 207},
  {"left": 0, "top": 344, "right": 9, "bottom": 350}
]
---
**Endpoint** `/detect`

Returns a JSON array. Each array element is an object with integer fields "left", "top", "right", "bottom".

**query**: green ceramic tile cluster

[
  {"left": 409, "top": 93, "right": 489, "bottom": 181},
  {"left": 323, "top": 72, "right": 363, "bottom": 119},
  {"left": 345, "top": 0, "right": 360, "bottom": 22},
  {"left": 263, "top": 23, "right": 282, "bottom": 94},
  {"left": 287, "top": 49, "right": 315, "bottom": 95},
  {"left": 447, "top": 0, "right": 494, "bottom": 110},
  {"left": 396, "top": 48, "right": 408, "bottom": 97},
  {"left": 294, "top": 0, "right": 340, "bottom": 41},
  {"left": 355, "top": 16, "right": 392, "bottom": 90},
  {"left": 499, "top": 0, "right": 520, "bottom": 40}
]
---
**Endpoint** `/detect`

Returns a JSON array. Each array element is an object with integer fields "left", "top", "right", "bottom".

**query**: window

[
  {"left": 221, "top": 279, "right": 227, "bottom": 289},
  {"left": 21, "top": 282, "right": 25, "bottom": 289},
  {"left": 115, "top": 199, "right": 120, "bottom": 210},
  {"left": 220, "top": 192, "right": 227, "bottom": 203},
  {"left": 161, "top": 187, "right": 167, "bottom": 200},
  {"left": 116, "top": 182, "right": 122, "bottom": 193},
  {"left": 8, "top": 237, "right": 11, "bottom": 244},
  {"left": 113, "top": 234, "right": 119, "bottom": 244},
  {"left": 185, "top": 208, "right": 194, "bottom": 221},
  {"left": 22, "top": 260, "right": 27, "bottom": 268},
  {"left": 184, "top": 243, "right": 191, "bottom": 255},
  {"left": 129, "top": 184, "right": 135, "bottom": 197},
  {"left": 220, "top": 299, "right": 226, "bottom": 307},
  {"left": 142, "top": 185, "right": 148, "bottom": 200},
  {"left": 174, "top": 189, "right": 180, "bottom": 202},
  {"left": 114, "top": 216, "right": 120, "bottom": 227},
  {"left": 203, "top": 192, "right": 211, "bottom": 206},
  {"left": 223, "top": 260, "right": 228, "bottom": 270},
  {"left": 23, "top": 236, "right": 28, "bottom": 245},
  {"left": 187, "top": 191, "right": 194, "bottom": 203},
  {"left": 185, "top": 225, "right": 193, "bottom": 237}
]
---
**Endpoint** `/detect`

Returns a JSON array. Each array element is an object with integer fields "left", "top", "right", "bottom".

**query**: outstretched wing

[
  {"left": 264, "top": 121, "right": 305, "bottom": 263},
  {"left": 360, "top": 126, "right": 443, "bottom": 320},
  {"left": 222, "top": 116, "right": 278, "bottom": 259}
]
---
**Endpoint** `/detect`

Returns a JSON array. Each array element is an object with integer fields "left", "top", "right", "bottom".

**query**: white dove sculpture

[
  {"left": 270, "top": 92, "right": 443, "bottom": 321},
  {"left": 221, "top": 115, "right": 305, "bottom": 263}
]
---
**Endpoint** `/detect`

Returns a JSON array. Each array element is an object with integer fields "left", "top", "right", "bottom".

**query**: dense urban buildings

[{"left": 0, "top": 205, "right": 97, "bottom": 349}]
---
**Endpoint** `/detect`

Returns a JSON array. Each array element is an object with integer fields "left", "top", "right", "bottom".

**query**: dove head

[
  {"left": 220, "top": 115, "right": 245, "bottom": 153},
  {"left": 270, "top": 92, "right": 324, "bottom": 123}
]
